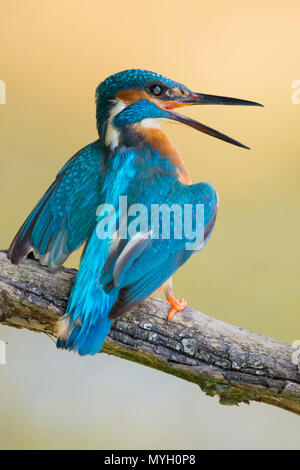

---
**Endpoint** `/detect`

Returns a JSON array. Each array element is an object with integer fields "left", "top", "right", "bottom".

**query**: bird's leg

[
  {"left": 163, "top": 279, "right": 187, "bottom": 322},
  {"left": 166, "top": 296, "right": 188, "bottom": 322}
]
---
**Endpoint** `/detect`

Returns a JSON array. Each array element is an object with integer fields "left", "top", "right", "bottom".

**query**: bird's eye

[{"left": 150, "top": 84, "right": 163, "bottom": 96}]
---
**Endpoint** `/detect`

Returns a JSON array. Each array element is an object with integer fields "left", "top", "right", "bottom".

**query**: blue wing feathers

[
  {"left": 8, "top": 140, "right": 106, "bottom": 269},
  {"left": 9, "top": 141, "right": 218, "bottom": 355},
  {"left": 8, "top": 180, "right": 58, "bottom": 264}
]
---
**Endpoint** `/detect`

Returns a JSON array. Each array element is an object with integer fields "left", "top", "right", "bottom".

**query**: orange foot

[{"left": 166, "top": 296, "right": 187, "bottom": 322}]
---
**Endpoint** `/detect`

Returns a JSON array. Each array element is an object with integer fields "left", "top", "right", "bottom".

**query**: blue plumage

[
  {"left": 8, "top": 140, "right": 106, "bottom": 270},
  {"left": 8, "top": 69, "right": 260, "bottom": 355},
  {"left": 56, "top": 146, "right": 217, "bottom": 354}
]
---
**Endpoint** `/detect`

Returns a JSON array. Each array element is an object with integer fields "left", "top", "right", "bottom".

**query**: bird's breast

[{"left": 133, "top": 124, "right": 192, "bottom": 185}]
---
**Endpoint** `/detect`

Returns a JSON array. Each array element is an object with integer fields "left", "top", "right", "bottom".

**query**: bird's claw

[{"left": 166, "top": 296, "right": 187, "bottom": 322}]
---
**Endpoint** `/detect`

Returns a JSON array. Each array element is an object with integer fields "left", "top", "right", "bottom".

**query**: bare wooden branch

[{"left": 0, "top": 249, "right": 299, "bottom": 415}]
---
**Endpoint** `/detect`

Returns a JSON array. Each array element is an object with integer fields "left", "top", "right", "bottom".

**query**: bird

[{"left": 7, "top": 69, "right": 262, "bottom": 355}]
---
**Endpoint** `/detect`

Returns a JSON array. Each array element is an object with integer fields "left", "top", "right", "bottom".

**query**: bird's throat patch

[{"left": 105, "top": 99, "right": 126, "bottom": 150}]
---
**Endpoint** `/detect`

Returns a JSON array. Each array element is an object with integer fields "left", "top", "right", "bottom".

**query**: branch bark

[{"left": 0, "top": 249, "right": 299, "bottom": 415}]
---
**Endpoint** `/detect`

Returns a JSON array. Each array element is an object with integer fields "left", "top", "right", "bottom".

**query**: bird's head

[{"left": 96, "top": 69, "right": 262, "bottom": 152}]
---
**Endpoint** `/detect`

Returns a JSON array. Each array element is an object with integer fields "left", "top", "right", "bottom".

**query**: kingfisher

[{"left": 8, "top": 69, "right": 262, "bottom": 355}]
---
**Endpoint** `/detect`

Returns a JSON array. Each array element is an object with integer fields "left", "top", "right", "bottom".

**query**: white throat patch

[
  {"left": 105, "top": 99, "right": 126, "bottom": 150},
  {"left": 140, "top": 118, "right": 162, "bottom": 129},
  {"left": 105, "top": 100, "right": 164, "bottom": 150}
]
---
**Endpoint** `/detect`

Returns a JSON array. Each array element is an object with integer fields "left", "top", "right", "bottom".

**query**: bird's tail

[
  {"left": 56, "top": 233, "right": 119, "bottom": 355},
  {"left": 56, "top": 313, "right": 113, "bottom": 356}
]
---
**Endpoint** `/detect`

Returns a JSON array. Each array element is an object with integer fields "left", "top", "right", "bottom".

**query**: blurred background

[{"left": 0, "top": 0, "right": 300, "bottom": 449}]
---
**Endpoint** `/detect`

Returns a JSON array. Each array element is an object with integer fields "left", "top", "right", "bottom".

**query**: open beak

[{"left": 161, "top": 92, "right": 263, "bottom": 149}]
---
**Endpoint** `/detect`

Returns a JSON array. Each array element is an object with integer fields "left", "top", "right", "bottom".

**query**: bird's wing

[
  {"left": 103, "top": 182, "right": 218, "bottom": 318},
  {"left": 108, "top": 239, "right": 188, "bottom": 318},
  {"left": 8, "top": 140, "right": 107, "bottom": 270}
]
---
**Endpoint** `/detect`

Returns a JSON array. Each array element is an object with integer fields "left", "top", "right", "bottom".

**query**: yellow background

[{"left": 0, "top": 0, "right": 299, "bottom": 449}]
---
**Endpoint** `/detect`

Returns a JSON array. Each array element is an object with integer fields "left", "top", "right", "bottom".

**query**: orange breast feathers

[
  {"left": 136, "top": 125, "right": 191, "bottom": 185},
  {"left": 115, "top": 89, "right": 191, "bottom": 185}
]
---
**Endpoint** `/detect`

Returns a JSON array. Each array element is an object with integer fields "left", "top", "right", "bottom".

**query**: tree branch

[{"left": 0, "top": 249, "right": 299, "bottom": 415}]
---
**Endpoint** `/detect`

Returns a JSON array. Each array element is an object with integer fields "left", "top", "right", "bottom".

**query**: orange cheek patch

[
  {"left": 116, "top": 89, "right": 150, "bottom": 104},
  {"left": 116, "top": 89, "right": 183, "bottom": 111},
  {"left": 157, "top": 100, "right": 186, "bottom": 111}
]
